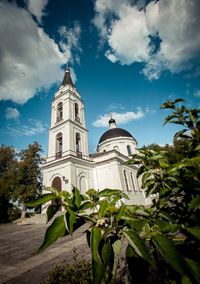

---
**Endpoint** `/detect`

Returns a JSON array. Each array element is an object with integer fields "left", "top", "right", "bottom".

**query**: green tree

[
  {"left": 0, "top": 145, "right": 18, "bottom": 223},
  {"left": 14, "top": 142, "right": 43, "bottom": 218}
]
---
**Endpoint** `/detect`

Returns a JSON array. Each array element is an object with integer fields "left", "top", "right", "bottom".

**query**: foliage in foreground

[
  {"left": 27, "top": 99, "right": 200, "bottom": 284},
  {"left": 43, "top": 248, "right": 91, "bottom": 284}
]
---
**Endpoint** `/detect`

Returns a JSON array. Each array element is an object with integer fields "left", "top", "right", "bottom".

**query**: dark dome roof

[{"left": 98, "top": 128, "right": 134, "bottom": 144}]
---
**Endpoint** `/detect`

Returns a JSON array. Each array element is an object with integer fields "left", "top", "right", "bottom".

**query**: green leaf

[
  {"left": 116, "top": 202, "right": 126, "bottom": 222},
  {"left": 155, "top": 220, "right": 180, "bottom": 234},
  {"left": 126, "top": 219, "right": 148, "bottom": 234},
  {"left": 26, "top": 193, "right": 56, "bottom": 207},
  {"left": 72, "top": 187, "right": 82, "bottom": 209},
  {"left": 174, "top": 98, "right": 185, "bottom": 104},
  {"left": 167, "top": 161, "right": 188, "bottom": 174},
  {"left": 65, "top": 207, "right": 76, "bottom": 234},
  {"left": 98, "top": 188, "right": 128, "bottom": 199},
  {"left": 79, "top": 201, "right": 93, "bottom": 211},
  {"left": 91, "top": 227, "right": 102, "bottom": 263},
  {"left": 184, "top": 257, "right": 200, "bottom": 283},
  {"left": 161, "top": 101, "right": 175, "bottom": 110},
  {"left": 189, "top": 196, "right": 200, "bottom": 209},
  {"left": 152, "top": 234, "right": 186, "bottom": 275},
  {"left": 123, "top": 230, "right": 153, "bottom": 266},
  {"left": 174, "top": 129, "right": 188, "bottom": 140},
  {"left": 186, "top": 227, "right": 200, "bottom": 240},
  {"left": 99, "top": 199, "right": 109, "bottom": 218},
  {"left": 142, "top": 172, "right": 151, "bottom": 187},
  {"left": 39, "top": 215, "right": 66, "bottom": 251},
  {"left": 101, "top": 239, "right": 113, "bottom": 269},
  {"left": 46, "top": 204, "right": 60, "bottom": 223},
  {"left": 92, "top": 259, "right": 106, "bottom": 284}
]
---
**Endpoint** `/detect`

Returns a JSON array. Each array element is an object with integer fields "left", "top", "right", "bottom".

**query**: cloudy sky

[{"left": 0, "top": 0, "right": 200, "bottom": 154}]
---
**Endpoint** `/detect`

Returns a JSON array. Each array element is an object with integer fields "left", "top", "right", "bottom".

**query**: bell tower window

[
  {"left": 57, "top": 102, "right": 63, "bottom": 122},
  {"left": 76, "top": 132, "right": 82, "bottom": 158},
  {"left": 56, "top": 132, "right": 62, "bottom": 159},
  {"left": 75, "top": 102, "right": 80, "bottom": 122}
]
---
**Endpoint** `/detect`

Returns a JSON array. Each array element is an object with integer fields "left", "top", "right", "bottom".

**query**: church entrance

[{"left": 51, "top": 176, "right": 62, "bottom": 209}]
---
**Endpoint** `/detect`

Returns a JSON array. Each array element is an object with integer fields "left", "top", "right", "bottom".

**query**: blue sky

[{"left": 0, "top": 0, "right": 200, "bottom": 155}]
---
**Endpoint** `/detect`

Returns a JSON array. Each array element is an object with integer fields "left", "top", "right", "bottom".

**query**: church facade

[{"left": 42, "top": 68, "right": 151, "bottom": 206}]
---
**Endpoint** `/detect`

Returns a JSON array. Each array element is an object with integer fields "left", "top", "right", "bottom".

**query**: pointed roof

[{"left": 61, "top": 67, "right": 74, "bottom": 87}]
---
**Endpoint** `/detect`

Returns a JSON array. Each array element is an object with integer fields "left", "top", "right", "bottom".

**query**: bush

[{"left": 44, "top": 249, "right": 91, "bottom": 284}]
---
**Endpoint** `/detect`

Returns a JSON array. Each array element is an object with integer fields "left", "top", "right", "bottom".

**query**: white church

[{"left": 42, "top": 68, "right": 151, "bottom": 206}]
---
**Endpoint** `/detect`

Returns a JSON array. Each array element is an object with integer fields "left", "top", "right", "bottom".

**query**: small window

[
  {"left": 57, "top": 102, "right": 63, "bottom": 122},
  {"left": 130, "top": 172, "right": 135, "bottom": 192},
  {"left": 76, "top": 133, "right": 81, "bottom": 154},
  {"left": 56, "top": 132, "right": 62, "bottom": 159},
  {"left": 127, "top": 145, "right": 132, "bottom": 156},
  {"left": 75, "top": 103, "right": 80, "bottom": 122},
  {"left": 124, "top": 170, "right": 129, "bottom": 191}
]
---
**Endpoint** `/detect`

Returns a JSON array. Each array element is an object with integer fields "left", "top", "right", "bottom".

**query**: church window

[
  {"left": 79, "top": 176, "right": 87, "bottom": 193},
  {"left": 130, "top": 172, "right": 136, "bottom": 192},
  {"left": 127, "top": 145, "right": 132, "bottom": 156},
  {"left": 124, "top": 170, "right": 129, "bottom": 191},
  {"left": 76, "top": 133, "right": 82, "bottom": 157},
  {"left": 57, "top": 102, "right": 63, "bottom": 122},
  {"left": 56, "top": 132, "right": 62, "bottom": 159},
  {"left": 51, "top": 177, "right": 62, "bottom": 208},
  {"left": 75, "top": 103, "right": 80, "bottom": 122}
]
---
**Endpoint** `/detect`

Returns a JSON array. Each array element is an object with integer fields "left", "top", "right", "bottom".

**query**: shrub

[{"left": 43, "top": 249, "right": 91, "bottom": 284}]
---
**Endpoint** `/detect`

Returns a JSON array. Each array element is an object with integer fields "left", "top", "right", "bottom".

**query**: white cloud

[
  {"left": 93, "top": 109, "right": 145, "bottom": 127},
  {"left": 7, "top": 119, "right": 48, "bottom": 137},
  {"left": 106, "top": 103, "right": 126, "bottom": 111},
  {"left": 93, "top": 0, "right": 200, "bottom": 79},
  {"left": 27, "top": 0, "right": 48, "bottom": 23},
  {"left": 5, "top": 108, "right": 20, "bottom": 120},
  {"left": 194, "top": 90, "right": 200, "bottom": 97},
  {"left": 58, "top": 22, "right": 82, "bottom": 64},
  {"left": 0, "top": 1, "right": 81, "bottom": 104}
]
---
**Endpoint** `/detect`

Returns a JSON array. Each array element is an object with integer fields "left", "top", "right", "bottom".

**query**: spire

[
  {"left": 109, "top": 113, "right": 117, "bottom": 129},
  {"left": 61, "top": 66, "right": 74, "bottom": 87}
]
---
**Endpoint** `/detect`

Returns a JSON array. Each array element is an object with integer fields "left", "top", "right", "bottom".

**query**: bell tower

[
  {"left": 46, "top": 67, "right": 89, "bottom": 163},
  {"left": 42, "top": 67, "right": 92, "bottom": 196}
]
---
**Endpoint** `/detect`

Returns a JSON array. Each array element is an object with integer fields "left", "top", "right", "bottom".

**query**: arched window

[
  {"left": 52, "top": 177, "right": 62, "bottom": 208},
  {"left": 75, "top": 102, "right": 80, "bottom": 122},
  {"left": 56, "top": 132, "right": 62, "bottom": 159},
  {"left": 124, "top": 170, "right": 129, "bottom": 191},
  {"left": 76, "top": 133, "right": 82, "bottom": 157},
  {"left": 127, "top": 145, "right": 132, "bottom": 156},
  {"left": 57, "top": 102, "right": 63, "bottom": 122},
  {"left": 130, "top": 172, "right": 135, "bottom": 192},
  {"left": 79, "top": 176, "right": 87, "bottom": 193}
]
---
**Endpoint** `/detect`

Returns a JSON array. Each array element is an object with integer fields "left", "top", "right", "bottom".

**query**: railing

[
  {"left": 76, "top": 151, "right": 82, "bottom": 158},
  {"left": 55, "top": 151, "right": 62, "bottom": 159}
]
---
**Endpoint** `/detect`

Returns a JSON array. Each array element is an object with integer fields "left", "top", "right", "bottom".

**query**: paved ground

[{"left": 0, "top": 222, "right": 90, "bottom": 284}]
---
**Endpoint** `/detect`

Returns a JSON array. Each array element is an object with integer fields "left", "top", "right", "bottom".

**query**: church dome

[
  {"left": 98, "top": 128, "right": 134, "bottom": 144},
  {"left": 97, "top": 117, "right": 137, "bottom": 157}
]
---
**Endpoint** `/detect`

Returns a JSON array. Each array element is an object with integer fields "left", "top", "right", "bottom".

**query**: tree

[
  {"left": 0, "top": 145, "right": 18, "bottom": 223},
  {"left": 13, "top": 142, "right": 44, "bottom": 218}
]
